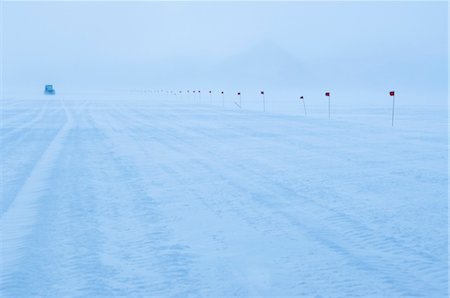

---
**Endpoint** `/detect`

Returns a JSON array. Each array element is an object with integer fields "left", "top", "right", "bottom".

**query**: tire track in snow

[
  {"left": 102, "top": 103, "right": 363, "bottom": 296},
  {"left": 206, "top": 130, "right": 447, "bottom": 287},
  {"left": 159, "top": 105, "right": 442, "bottom": 283},
  {"left": 106, "top": 103, "right": 372, "bottom": 295},
  {"left": 1, "top": 101, "right": 67, "bottom": 215},
  {"left": 104, "top": 105, "right": 266, "bottom": 296},
  {"left": 0, "top": 100, "right": 103, "bottom": 297},
  {"left": 81, "top": 101, "right": 202, "bottom": 297},
  {"left": 186, "top": 127, "right": 446, "bottom": 296},
  {"left": 3, "top": 99, "right": 443, "bottom": 296},
  {"left": 1, "top": 108, "right": 40, "bottom": 135},
  {"left": 1, "top": 100, "right": 50, "bottom": 142},
  {"left": 103, "top": 101, "right": 276, "bottom": 296},
  {"left": 0, "top": 98, "right": 74, "bottom": 288},
  {"left": 110, "top": 102, "right": 446, "bottom": 296}
]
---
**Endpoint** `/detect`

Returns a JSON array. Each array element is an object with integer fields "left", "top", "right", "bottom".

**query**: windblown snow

[{"left": 0, "top": 94, "right": 447, "bottom": 297}]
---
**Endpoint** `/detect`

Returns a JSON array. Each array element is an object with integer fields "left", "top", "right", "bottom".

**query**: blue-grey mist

[{"left": 1, "top": 1, "right": 447, "bottom": 107}]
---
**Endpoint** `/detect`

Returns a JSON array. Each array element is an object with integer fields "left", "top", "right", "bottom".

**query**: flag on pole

[
  {"left": 261, "top": 91, "right": 265, "bottom": 111},
  {"left": 325, "top": 92, "right": 331, "bottom": 119},
  {"left": 300, "top": 96, "right": 306, "bottom": 115},
  {"left": 235, "top": 92, "right": 242, "bottom": 108},
  {"left": 390, "top": 91, "right": 396, "bottom": 126}
]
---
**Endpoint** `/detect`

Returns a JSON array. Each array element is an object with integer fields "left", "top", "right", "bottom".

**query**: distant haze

[{"left": 2, "top": 1, "right": 447, "bottom": 105}]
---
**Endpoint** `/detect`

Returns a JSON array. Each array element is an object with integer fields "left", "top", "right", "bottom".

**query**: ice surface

[{"left": 0, "top": 94, "right": 447, "bottom": 297}]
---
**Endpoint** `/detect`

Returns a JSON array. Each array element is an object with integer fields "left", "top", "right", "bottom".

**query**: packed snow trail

[{"left": 1, "top": 97, "right": 447, "bottom": 297}]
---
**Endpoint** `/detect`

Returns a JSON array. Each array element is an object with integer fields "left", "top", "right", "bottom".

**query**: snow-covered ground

[{"left": 1, "top": 94, "right": 447, "bottom": 297}]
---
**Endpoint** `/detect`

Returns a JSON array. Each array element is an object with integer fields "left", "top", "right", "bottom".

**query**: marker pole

[
  {"left": 391, "top": 94, "right": 395, "bottom": 127},
  {"left": 235, "top": 93, "right": 242, "bottom": 109},
  {"left": 328, "top": 95, "right": 331, "bottom": 120},
  {"left": 263, "top": 94, "right": 266, "bottom": 112},
  {"left": 303, "top": 98, "right": 307, "bottom": 116}
]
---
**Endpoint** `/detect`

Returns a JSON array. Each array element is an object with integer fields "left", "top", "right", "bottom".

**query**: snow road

[{"left": 1, "top": 96, "right": 447, "bottom": 297}]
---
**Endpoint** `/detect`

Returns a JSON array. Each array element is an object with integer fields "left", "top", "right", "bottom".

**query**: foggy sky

[{"left": 1, "top": 1, "right": 447, "bottom": 105}]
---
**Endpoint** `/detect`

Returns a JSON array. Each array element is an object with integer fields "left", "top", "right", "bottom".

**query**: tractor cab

[{"left": 44, "top": 84, "right": 55, "bottom": 95}]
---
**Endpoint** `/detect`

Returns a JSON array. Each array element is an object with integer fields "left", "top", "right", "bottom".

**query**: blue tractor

[{"left": 44, "top": 84, "right": 55, "bottom": 95}]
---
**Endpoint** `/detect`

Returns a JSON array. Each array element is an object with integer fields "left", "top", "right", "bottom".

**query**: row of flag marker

[
  {"left": 153, "top": 89, "right": 397, "bottom": 126},
  {"left": 298, "top": 91, "right": 395, "bottom": 125}
]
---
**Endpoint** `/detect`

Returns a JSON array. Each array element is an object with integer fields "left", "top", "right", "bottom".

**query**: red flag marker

[
  {"left": 300, "top": 96, "right": 306, "bottom": 116},
  {"left": 390, "top": 91, "right": 396, "bottom": 126},
  {"left": 261, "top": 91, "right": 265, "bottom": 112},
  {"left": 325, "top": 92, "right": 331, "bottom": 119},
  {"left": 235, "top": 92, "right": 242, "bottom": 109}
]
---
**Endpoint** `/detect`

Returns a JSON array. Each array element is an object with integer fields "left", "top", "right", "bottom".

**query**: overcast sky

[{"left": 1, "top": 1, "right": 447, "bottom": 105}]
